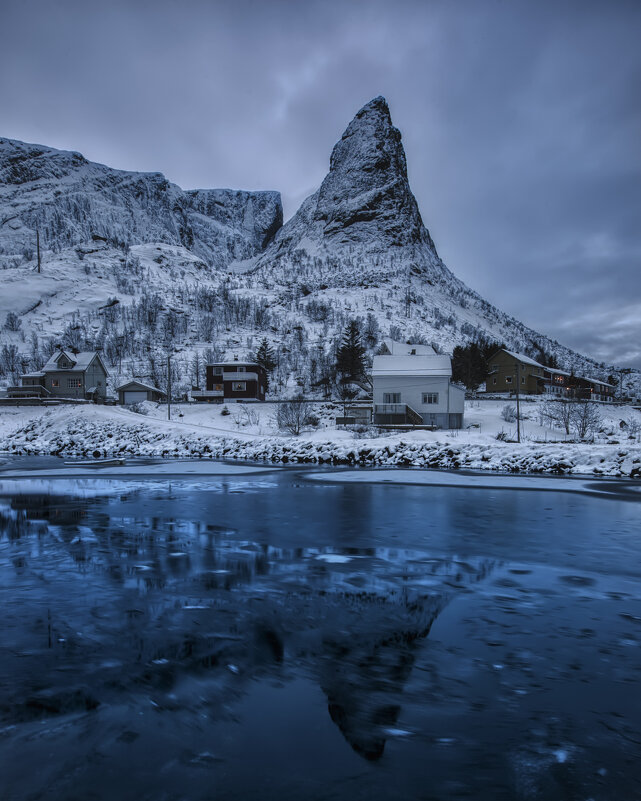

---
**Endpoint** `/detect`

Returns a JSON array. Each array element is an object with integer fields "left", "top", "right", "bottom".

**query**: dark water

[{"left": 1, "top": 464, "right": 640, "bottom": 801}]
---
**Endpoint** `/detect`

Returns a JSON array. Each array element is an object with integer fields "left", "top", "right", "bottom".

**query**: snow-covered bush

[
  {"left": 501, "top": 404, "right": 517, "bottom": 423},
  {"left": 126, "top": 402, "right": 149, "bottom": 416}
]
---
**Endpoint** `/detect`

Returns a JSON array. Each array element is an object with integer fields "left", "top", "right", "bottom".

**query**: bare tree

[
  {"left": 276, "top": 397, "right": 313, "bottom": 436},
  {"left": 570, "top": 401, "right": 602, "bottom": 440},
  {"left": 540, "top": 398, "right": 573, "bottom": 435}
]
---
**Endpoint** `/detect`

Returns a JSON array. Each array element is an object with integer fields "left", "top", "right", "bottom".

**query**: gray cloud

[{"left": 1, "top": 0, "right": 639, "bottom": 366}]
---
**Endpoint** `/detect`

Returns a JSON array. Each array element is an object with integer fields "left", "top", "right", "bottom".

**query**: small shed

[{"left": 116, "top": 380, "right": 166, "bottom": 405}]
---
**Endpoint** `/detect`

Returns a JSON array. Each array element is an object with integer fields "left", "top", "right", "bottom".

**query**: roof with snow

[
  {"left": 380, "top": 338, "right": 436, "bottom": 356},
  {"left": 583, "top": 376, "right": 616, "bottom": 388},
  {"left": 41, "top": 349, "right": 108, "bottom": 375},
  {"left": 373, "top": 354, "right": 452, "bottom": 377},
  {"left": 116, "top": 380, "right": 166, "bottom": 395},
  {"left": 493, "top": 349, "right": 545, "bottom": 368}
]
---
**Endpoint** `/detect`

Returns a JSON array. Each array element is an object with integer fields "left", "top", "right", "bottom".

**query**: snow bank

[{"left": 1, "top": 405, "right": 640, "bottom": 479}]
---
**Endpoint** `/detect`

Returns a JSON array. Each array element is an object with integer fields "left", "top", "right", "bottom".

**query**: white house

[{"left": 372, "top": 340, "right": 465, "bottom": 428}]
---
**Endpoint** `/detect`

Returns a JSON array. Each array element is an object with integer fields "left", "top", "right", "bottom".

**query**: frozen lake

[{"left": 1, "top": 459, "right": 640, "bottom": 800}]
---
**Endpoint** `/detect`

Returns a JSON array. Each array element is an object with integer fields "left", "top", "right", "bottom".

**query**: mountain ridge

[{"left": 0, "top": 136, "right": 283, "bottom": 270}]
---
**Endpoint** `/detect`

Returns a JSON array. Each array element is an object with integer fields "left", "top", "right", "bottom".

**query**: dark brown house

[{"left": 192, "top": 361, "right": 267, "bottom": 403}]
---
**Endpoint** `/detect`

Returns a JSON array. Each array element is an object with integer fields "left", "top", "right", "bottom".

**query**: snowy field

[{"left": 0, "top": 399, "right": 640, "bottom": 478}]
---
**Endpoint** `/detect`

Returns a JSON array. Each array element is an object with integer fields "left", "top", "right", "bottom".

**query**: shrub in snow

[
  {"left": 304, "top": 413, "right": 320, "bottom": 428},
  {"left": 126, "top": 402, "right": 148, "bottom": 415},
  {"left": 624, "top": 415, "right": 641, "bottom": 440},
  {"left": 501, "top": 404, "right": 517, "bottom": 423},
  {"left": 220, "top": 405, "right": 230, "bottom": 416},
  {"left": 4, "top": 312, "right": 21, "bottom": 332},
  {"left": 276, "top": 397, "right": 312, "bottom": 436},
  {"left": 233, "top": 405, "right": 259, "bottom": 427},
  {"left": 495, "top": 430, "right": 509, "bottom": 441}
]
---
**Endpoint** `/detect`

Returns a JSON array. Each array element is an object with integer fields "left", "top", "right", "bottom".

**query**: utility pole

[
  {"left": 515, "top": 361, "right": 521, "bottom": 443},
  {"left": 167, "top": 353, "right": 172, "bottom": 421},
  {"left": 36, "top": 228, "right": 41, "bottom": 274}
]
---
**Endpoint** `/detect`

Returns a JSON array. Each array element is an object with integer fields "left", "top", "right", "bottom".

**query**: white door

[{"left": 124, "top": 391, "right": 148, "bottom": 404}]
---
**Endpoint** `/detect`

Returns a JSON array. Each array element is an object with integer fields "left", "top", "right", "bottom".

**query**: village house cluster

[
  {"left": 485, "top": 348, "right": 616, "bottom": 402},
  {"left": 6, "top": 342, "right": 617, "bottom": 432}
]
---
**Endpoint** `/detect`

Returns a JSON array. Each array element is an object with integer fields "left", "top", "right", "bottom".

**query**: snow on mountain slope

[
  {"left": 0, "top": 241, "right": 208, "bottom": 338},
  {"left": 0, "top": 137, "right": 282, "bottom": 270}
]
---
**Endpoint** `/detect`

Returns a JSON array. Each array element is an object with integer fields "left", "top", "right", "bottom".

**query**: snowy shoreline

[{"left": 1, "top": 404, "right": 640, "bottom": 479}]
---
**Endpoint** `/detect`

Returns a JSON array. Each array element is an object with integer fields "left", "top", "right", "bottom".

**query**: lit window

[
  {"left": 52, "top": 379, "right": 59, "bottom": 388},
  {"left": 492, "top": 378, "right": 497, "bottom": 385},
  {"left": 506, "top": 376, "right": 513, "bottom": 384},
  {"left": 422, "top": 393, "right": 439, "bottom": 404},
  {"left": 232, "top": 382, "right": 246, "bottom": 392},
  {"left": 67, "top": 378, "right": 82, "bottom": 388}
]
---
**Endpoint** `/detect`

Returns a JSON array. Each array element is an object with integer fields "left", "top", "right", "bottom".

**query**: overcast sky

[{"left": 1, "top": 0, "right": 639, "bottom": 367}]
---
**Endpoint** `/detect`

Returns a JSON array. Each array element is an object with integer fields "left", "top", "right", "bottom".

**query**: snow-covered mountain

[
  {"left": 254, "top": 96, "right": 444, "bottom": 287},
  {"left": 0, "top": 137, "right": 282, "bottom": 270},
  {"left": 0, "top": 98, "right": 637, "bottom": 398}
]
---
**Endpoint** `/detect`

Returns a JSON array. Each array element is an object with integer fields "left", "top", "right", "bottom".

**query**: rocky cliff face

[
  {"left": 255, "top": 96, "right": 453, "bottom": 289},
  {"left": 0, "top": 137, "right": 282, "bottom": 270}
]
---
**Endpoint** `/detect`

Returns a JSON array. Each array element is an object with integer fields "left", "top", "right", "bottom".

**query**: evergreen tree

[
  {"left": 336, "top": 320, "right": 367, "bottom": 382},
  {"left": 452, "top": 339, "right": 503, "bottom": 390},
  {"left": 255, "top": 337, "right": 277, "bottom": 389}
]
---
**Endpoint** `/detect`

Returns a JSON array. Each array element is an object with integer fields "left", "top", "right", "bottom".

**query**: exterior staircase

[{"left": 373, "top": 403, "right": 424, "bottom": 426}]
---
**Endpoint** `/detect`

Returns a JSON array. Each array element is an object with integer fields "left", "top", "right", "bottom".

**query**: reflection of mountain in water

[{"left": 0, "top": 489, "right": 496, "bottom": 760}]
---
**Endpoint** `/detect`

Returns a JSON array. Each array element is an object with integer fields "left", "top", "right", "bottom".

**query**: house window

[
  {"left": 237, "top": 366, "right": 246, "bottom": 373},
  {"left": 492, "top": 378, "right": 497, "bottom": 385},
  {"left": 521, "top": 376, "right": 525, "bottom": 384},
  {"left": 383, "top": 393, "right": 401, "bottom": 404},
  {"left": 491, "top": 364, "right": 498, "bottom": 371},
  {"left": 506, "top": 376, "right": 513, "bottom": 384},
  {"left": 97, "top": 381, "right": 102, "bottom": 386},
  {"left": 232, "top": 382, "right": 246, "bottom": 392},
  {"left": 67, "top": 378, "right": 82, "bottom": 388},
  {"left": 422, "top": 393, "right": 439, "bottom": 404},
  {"left": 214, "top": 367, "right": 222, "bottom": 375},
  {"left": 52, "top": 379, "right": 59, "bottom": 388}
]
